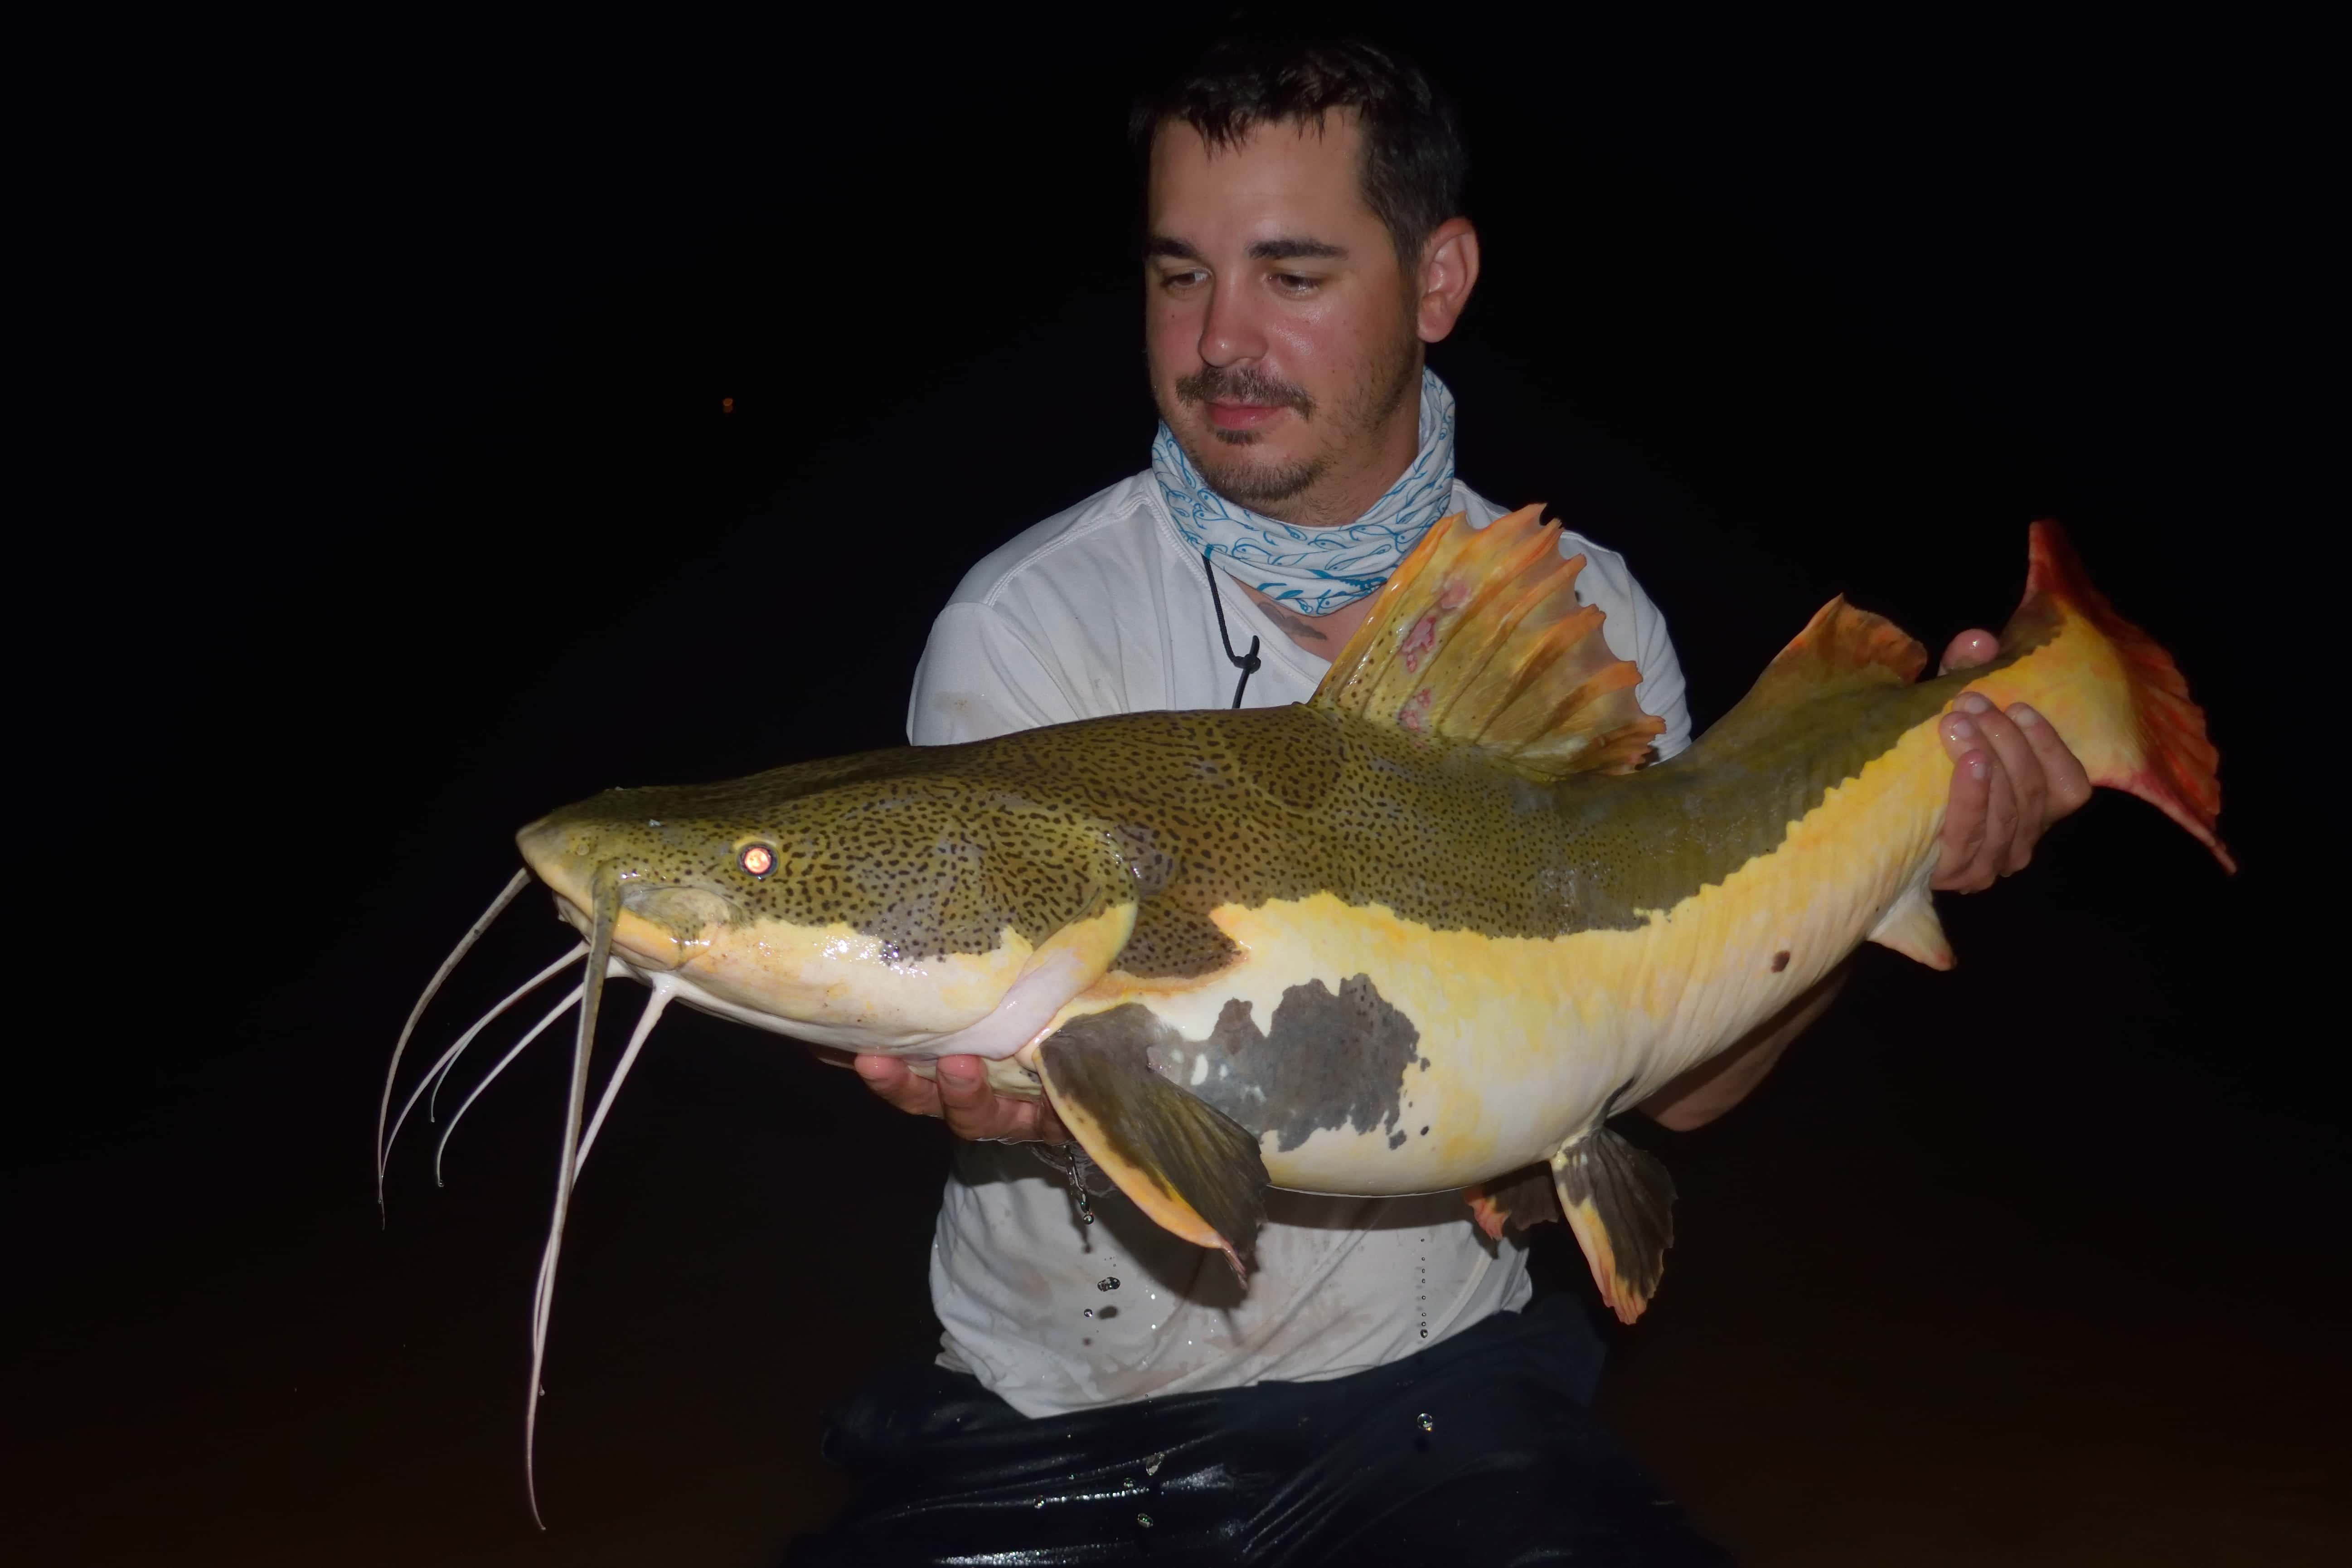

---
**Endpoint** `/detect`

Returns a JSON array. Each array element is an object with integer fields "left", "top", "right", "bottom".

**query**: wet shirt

[{"left": 907, "top": 471, "right": 1692, "bottom": 1418}]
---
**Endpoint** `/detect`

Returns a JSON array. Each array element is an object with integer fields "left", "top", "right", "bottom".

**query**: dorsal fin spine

[
  {"left": 1431, "top": 539, "right": 1579, "bottom": 733},
  {"left": 1313, "top": 507, "right": 1665, "bottom": 778}
]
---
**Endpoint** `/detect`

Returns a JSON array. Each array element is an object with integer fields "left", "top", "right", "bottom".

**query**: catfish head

[
  {"left": 386, "top": 742, "right": 1153, "bottom": 1525},
  {"left": 514, "top": 747, "right": 1144, "bottom": 1058}
]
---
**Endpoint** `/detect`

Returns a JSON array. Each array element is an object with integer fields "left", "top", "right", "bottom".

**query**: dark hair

[{"left": 1130, "top": 32, "right": 1468, "bottom": 268}]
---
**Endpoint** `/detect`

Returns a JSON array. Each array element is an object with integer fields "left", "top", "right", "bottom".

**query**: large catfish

[{"left": 382, "top": 510, "right": 2227, "bottom": 1518}]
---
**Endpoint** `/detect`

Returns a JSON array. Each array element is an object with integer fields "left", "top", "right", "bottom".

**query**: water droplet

[
  {"left": 1419, "top": 1328, "right": 1430, "bottom": 1339},
  {"left": 1123, "top": 1476, "right": 1142, "bottom": 1491},
  {"left": 1032, "top": 1496, "right": 1046, "bottom": 1509},
  {"left": 1144, "top": 1451, "right": 1165, "bottom": 1476},
  {"left": 1136, "top": 1513, "right": 1154, "bottom": 1529},
  {"left": 1417, "top": 1413, "right": 1434, "bottom": 1432},
  {"left": 1083, "top": 1308, "right": 1096, "bottom": 1319},
  {"left": 1097, "top": 1276, "right": 1121, "bottom": 1291}
]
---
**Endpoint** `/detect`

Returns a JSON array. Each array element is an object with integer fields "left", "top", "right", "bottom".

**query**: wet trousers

[{"left": 782, "top": 1293, "right": 1734, "bottom": 1567}]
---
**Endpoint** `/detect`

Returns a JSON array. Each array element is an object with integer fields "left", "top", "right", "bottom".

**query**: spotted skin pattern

[
  {"left": 522, "top": 619, "right": 2042, "bottom": 1166},
  {"left": 517, "top": 524, "right": 2220, "bottom": 1233},
  {"left": 529, "top": 617, "right": 2030, "bottom": 984}
]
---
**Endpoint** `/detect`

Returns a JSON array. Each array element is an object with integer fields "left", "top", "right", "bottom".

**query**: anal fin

[
  {"left": 1868, "top": 887, "right": 1954, "bottom": 970},
  {"left": 1552, "top": 1127, "right": 1677, "bottom": 1324},
  {"left": 1036, "top": 1006, "right": 1268, "bottom": 1278}
]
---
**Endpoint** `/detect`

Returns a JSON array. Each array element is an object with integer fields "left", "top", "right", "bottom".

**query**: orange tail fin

[{"left": 2000, "top": 522, "right": 2235, "bottom": 873}]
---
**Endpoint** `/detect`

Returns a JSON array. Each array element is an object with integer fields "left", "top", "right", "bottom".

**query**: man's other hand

[
  {"left": 1932, "top": 629, "right": 2094, "bottom": 891},
  {"left": 852, "top": 1053, "right": 1070, "bottom": 1144}
]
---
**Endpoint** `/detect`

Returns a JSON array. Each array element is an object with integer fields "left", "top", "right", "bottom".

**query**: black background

[{"left": 10, "top": 7, "right": 2345, "bottom": 1564}]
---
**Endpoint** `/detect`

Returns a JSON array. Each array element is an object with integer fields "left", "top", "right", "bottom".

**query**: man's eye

[
  {"left": 1273, "top": 273, "right": 1319, "bottom": 293},
  {"left": 1161, "top": 269, "right": 1208, "bottom": 291}
]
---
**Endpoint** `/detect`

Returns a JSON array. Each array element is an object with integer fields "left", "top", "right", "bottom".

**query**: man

[{"left": 793, "top": 34, "right": 2088, "bottom": 1566}]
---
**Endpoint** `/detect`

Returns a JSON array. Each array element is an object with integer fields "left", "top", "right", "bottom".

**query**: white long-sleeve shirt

[{"left": 907, "top": 471, "right": 1692, "bottom": 1418}]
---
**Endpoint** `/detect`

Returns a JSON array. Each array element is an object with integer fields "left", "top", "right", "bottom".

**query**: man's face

[{"left": 1144, "top": 114, "right": 1422, "bottom": 515}]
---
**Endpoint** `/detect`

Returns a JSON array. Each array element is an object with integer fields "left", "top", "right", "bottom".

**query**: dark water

[{"left": 11, "top": 8, "right": 2342, "bottom": 1564}]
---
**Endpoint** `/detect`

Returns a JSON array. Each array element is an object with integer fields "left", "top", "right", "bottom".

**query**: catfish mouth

[
  {"left": 517, "top": 818, "right": 742, "bottom": 972},
  {"left": 536, "top": 877, "right": 740, "bottom": 972}
]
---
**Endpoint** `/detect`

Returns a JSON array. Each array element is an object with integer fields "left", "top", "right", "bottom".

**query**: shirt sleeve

[{"left": 906, "top": 601, "right": 1088, "bottom": 746}]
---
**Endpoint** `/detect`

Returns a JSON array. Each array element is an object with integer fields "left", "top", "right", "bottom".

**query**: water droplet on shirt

[
  {"left": 1136, "top": 1513, "right": 1154, "bottom": 1529},
  {"left": 1419, "top": 1328, "right": 1430, "bottom": 1339},
  {"left": 1083, "top": 1308, "right": 1096, "bottom": 1319},
  {"left": 1417, "top": 1413, "right": 1435, "bottom": 1432},
  {"left": 1144, "top": 1451, "right": 1165, "bottom": 1476},
  {"left": 1032, "top": 1496, "right": 1046, "bottom": 1509},
  {"left": 1097, "top": 1276, "right": 1121, "bottom": 1291}
]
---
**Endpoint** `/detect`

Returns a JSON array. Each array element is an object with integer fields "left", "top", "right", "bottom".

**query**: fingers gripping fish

[{"left": 378, "top": 510, "right": 2229, "bottom": 1519}]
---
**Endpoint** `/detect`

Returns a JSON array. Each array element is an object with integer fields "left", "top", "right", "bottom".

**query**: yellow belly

[{"left": 1031, "top": 713, "right": 1957, "bottom": 1194}]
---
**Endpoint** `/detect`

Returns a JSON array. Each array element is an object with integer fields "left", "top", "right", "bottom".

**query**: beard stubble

[{"left": 1168, "top": 332, "right": 1422, "bottom": 513}]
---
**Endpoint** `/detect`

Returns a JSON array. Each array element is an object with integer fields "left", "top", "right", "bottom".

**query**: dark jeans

[{"left": 784, "top": 1293, "right": 1733, "bottom": 1567}]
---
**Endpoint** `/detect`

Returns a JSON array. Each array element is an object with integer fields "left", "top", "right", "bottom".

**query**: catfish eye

[{"left": 738, "top": 843, "right": 776, "bottom": 878}]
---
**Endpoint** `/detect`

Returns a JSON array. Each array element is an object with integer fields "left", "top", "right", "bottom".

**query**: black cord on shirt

[{"left": 1201, "top": 547, "right": 1264, "bottom": 709}]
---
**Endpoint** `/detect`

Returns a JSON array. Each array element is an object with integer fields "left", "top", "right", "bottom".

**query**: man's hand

[
  {"left": 851, "top": 1053, "right": 1070, "bottom": 1144},
  {"left": 1931, "top": 629, "right": 2094, "bottom": 892}
]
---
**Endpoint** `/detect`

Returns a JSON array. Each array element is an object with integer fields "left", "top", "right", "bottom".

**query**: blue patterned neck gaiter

[{"left": 1152, "top": 368, "right": 1459, "bottom": 617}]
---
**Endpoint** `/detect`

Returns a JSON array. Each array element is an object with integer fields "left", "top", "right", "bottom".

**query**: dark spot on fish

[
  {"left": 1420, "top": 1125, "right": 1430, "bottom": 1136},
  {"left": 1772, "top": 949, "right": 1790, "bottom": 972},
  {"left": 1142, "top": 975, "right": 1426, "bottom": 1152},
  {"left": 1388, "top": 1131, "right": 1407, "bottom": 1149}
]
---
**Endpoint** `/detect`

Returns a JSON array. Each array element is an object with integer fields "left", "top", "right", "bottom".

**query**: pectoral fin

[
  {"left": 1552, "top": 1127, "right": 1677, "bottom": 1324},
  {"left": 1036, "top": 1006, "right": 1268, "bottom": 1279},
  {"left": 1868, "top": 887, "right": 1954, "bottom": 970}
]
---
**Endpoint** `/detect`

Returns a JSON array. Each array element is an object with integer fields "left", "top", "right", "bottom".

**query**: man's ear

[{"left": 1415, "top": 218, "right": 1481, "bottom": 344}]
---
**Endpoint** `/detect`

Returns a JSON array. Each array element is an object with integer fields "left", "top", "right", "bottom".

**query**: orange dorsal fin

[{"left": 1312, "top": 507, "right": 1665, "bottom": 777}]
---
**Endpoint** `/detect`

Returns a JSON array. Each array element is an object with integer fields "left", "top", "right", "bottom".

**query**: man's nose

[{"left": 1197, "top": 278, "right": 1267, "bottom": 369}]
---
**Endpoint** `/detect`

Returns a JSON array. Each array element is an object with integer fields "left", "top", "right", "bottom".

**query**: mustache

[{"left": 1174, "top": 365, "right": 1316, "bottom": 419}]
